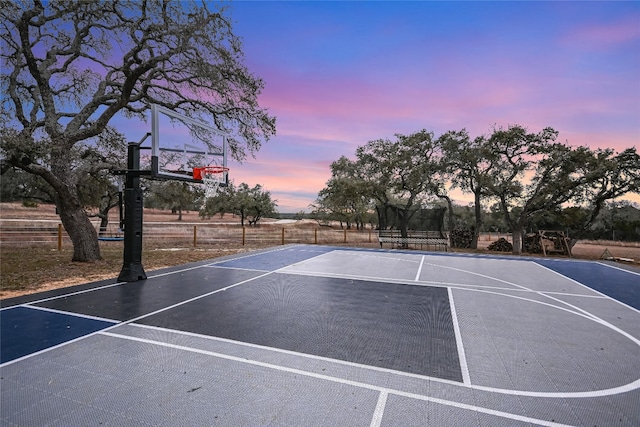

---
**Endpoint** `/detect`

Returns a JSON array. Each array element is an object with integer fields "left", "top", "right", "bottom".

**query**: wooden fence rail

[{"left": 0, "top": 222, "right": 376, "bottom": 250}]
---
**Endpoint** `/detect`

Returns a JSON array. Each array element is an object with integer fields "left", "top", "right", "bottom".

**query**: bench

[{"left": 378, "top": 230, "right": 449, "bottom": 251}]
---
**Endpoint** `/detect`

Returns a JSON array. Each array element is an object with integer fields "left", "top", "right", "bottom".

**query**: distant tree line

[
  {"left": 444, "top": 201, "right": 640, "bottom": 242},
  {"left": 311, "top": 125, "right": 640, "bottom": 254},
  {"left": 1, "top": 165, "right": 278, "bottom": 228},
  {"left": 197, "top": 182, "right": 278, "bottom": 227}
]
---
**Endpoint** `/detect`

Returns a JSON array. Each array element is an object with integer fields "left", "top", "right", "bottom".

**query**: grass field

[{"left": 1, "top": 203, "right": 638, "bottom": 299}]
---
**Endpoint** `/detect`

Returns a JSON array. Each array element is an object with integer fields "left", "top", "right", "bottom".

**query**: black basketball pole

[{"left": 118, "top": 137, "right": 149, "bottom": 282}]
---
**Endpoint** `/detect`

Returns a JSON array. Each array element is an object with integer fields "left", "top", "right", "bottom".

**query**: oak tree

[
  {"left": 1, "top": 0, "right": 275, "bottom": 261},
  {"left": 312, "top": 156, "right": 372, "bottom": 230},
  {"left": 232, "top": 183, "right": 278, "bottom": 227},
  {"left": 355, "top": 130, "right": 445, "bottom": 238},
  {"left": 439, "top": 129, "right": 496, "bottom": 248}
]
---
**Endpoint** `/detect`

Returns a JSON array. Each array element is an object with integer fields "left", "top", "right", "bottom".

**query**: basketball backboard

[{"left": 149, "top": 104, "right": 228, "bottom": 185}]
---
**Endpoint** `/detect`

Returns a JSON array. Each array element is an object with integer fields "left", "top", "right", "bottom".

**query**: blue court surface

[{"left": 1, "top": 244, "right": 639, "bottom": 426}]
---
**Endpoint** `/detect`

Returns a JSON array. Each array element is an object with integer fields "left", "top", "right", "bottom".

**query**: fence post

[
  {"left": 343, "top": 228, "right": 347, "bottom": 243},
  {"left": 242, "top": 226, "right": 246, "bottom": 245},
  {"left": 193, "top": 226, "right": 197, "bottom": 247},
  {"left": 281, "top": 227, "right": 285, "bottom": 245},
  {"left": 58, "top": 223, "right": 62, "bottom": 251},
  {"left": 368, "top": 228, "right": 372, "bottom": 243},
  {"left": 314, "top": 228, "right": 318, "bottom": 244}
]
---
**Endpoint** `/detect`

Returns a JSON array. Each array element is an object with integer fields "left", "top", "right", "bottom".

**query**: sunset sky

[{"left": 155, "top": 1, "right": 640, "bottom": 212}]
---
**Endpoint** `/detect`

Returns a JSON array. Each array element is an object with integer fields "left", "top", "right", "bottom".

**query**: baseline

[
  {"left": 0, "top": 306, "right": 116, "bottom": 364},
  {"left": 534, "top": 258, "right": 640, "bottom": 310},
  {"left": 99, "top": 327, "right": 575, "bottom": 427}
]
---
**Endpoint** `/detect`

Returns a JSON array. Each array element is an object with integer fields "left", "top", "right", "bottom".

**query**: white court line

[
  {"left": 127, "top": 322, "right": 464, "bottom": 387},
  {"left": 323, "top": 250, "right": 425, "bottom": 267},
  {"left": 0, "top": 280, "right": 127, "bottom": 309},
  {"left": 4, "top": 263, "right": 206, "bottom": 307},
  {"left": 422, "top": 260, "right": 640, "bottom": 327},
  {"left": 597, "top": 261, "right": 640, "bottom": 276},
  {"left": 140, "top": 253, "right": 639, "bottom": 399},
  {"left": 278, "top": 268, "right": 606, "bottom": 298},
  {"left": 100, "top": 331, "right": 575, "bottom": 427},
  {"left": 0, "top": 246, "right": 328, "bottom": 368},
  {"left": 0, "top": 326, "right": 116, "bottom": 367},
  {"left": 285, "top": 256, "right": 640, "bottom": 368},
  {"left": 206, "top": 265, "right": 269, "bottom": 273},
  {"left": 122, "top": 306, "right": 640, "bottom": 399},
  {"left": 537, "top": 291, "right": 606, "bottom": 298},
  {"left": 369, "top": 390, "right": 388, "bottom": 427},
  {"left": 414, "top": 255, "right": 425, "bottom": 281},
  {"left": 292, "top": 254, "right": 640, "bottom": 397},
  {"left": 448, "top": 288, "right": 470, "bottom": 385},
  {"left": 422, "top": 261, "right": 531, "bottom": 291},
  {"left": 21, "top": 304, "right": 118, "bottom": 324},
  {"left": 2, "top": 245, "right": 293, "bottom": 308},
  {"left": 5, "top": 248, "right": 638, "bottom": 400},
  {"left": 534, "top": 262, "right": 640, "bottom": 315},
  {"left": 0, "top": 271, "right": 275, "bottom": 369}
]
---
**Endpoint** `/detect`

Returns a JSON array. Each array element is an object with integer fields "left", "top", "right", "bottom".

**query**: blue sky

[{"left": 128, "top": 1, "right": 640, "bottom": 212}]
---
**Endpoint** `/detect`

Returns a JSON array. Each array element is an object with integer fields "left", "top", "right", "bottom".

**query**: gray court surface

[{"left": 1, "top": 245, "right": 639, "bottom": 426}]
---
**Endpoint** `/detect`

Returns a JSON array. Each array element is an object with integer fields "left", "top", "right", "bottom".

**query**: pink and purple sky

[{"left": 137, "top": 1, "right": 640, "bottom": 212}]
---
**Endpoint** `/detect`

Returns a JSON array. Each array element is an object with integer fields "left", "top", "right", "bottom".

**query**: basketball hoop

[{"left": 193, "top": 166, "right": 228, "bottom": 199}]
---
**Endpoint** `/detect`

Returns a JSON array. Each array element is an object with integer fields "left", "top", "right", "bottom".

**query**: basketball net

[{"left": 199, "top": 166, "right": 228, "bottom": 200}]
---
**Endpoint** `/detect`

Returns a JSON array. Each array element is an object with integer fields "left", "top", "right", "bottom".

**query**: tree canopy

[
  {"left": 200, "top": 182, "right": 277, "bottom": 226},
  {"left": 353, "top": 130, "right": 445, "bottom": 237},
  {"left": 315, "top": 125, "right": 640, "bottom": 253},
  {"left": 0, "top": 0, "right": 276, "bottom": 261},
  {"left": 311, "top": 156, "right": 371, "bottom": 230}
]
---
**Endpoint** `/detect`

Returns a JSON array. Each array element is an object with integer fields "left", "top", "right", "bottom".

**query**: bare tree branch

[{"left": 1, "top": 0, "right": 276, "bottom": 261}]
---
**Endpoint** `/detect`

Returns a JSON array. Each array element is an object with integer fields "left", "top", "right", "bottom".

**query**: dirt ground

[
  {"left": 1, "top": 203, "right": 638, "bottom": 300},
  {"left": 474, "top": 237, "right": 640, "bottom": 264}
]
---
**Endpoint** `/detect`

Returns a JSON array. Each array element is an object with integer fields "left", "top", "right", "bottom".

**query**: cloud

[
  {"left": 561, "top": 14, "right": 640, "bottom": 50},
  {"left": 106, "top": 2, "right": 639, "bottom": 212}
]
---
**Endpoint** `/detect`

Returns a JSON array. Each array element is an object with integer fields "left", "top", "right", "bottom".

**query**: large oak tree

[
  {"left": 0, "top": 0, "right": 276, "bottom": 261},
  {"left": 355, "top": 130, "right": 446, "bottom": 239},
  {"left": 439, "top": 129, "right": 496, "bottom": 248},
  {"left": 483, "top": 125, "right": 639, "bottom": 254}
]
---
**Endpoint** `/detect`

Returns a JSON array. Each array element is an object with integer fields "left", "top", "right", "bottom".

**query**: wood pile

[
  {"left": 524, "top": 230, "right": 572, "bottom": 257},
  {"left": 449, "top": 228, "right": 474, "bottom": 249},
  {"left": 487, "top": 238, "right": 513, "bottom": 252},
  {"left": 524, "top": 233, "right": 542, "bottom": 253}
]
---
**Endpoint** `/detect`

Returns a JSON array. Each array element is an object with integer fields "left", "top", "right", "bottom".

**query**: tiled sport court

[{"left": 1, "top": 245, "right": 639, "bottom": 426}]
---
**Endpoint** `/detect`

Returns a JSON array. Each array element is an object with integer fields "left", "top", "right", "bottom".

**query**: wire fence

[
  {"left": 4, "top": 220, "right": 635, "bottom": 253},
  {"left": 0, "top": 220, "right": 381, "bottom": 250}
]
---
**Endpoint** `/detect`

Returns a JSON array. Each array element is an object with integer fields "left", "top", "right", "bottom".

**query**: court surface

[{"left": 2, "top": 244, "right": 639, "bottom": 426}]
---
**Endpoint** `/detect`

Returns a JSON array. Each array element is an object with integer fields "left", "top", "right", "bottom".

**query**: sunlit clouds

[
  {"left": 560, "top": 14, "right": 640, "bottom": 50},
  {"left": 115, "top": 2, "right": 638, "bottom": 212}
]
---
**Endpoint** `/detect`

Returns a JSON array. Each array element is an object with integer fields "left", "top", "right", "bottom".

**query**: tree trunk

[
  {"left": 97, "top": 193, "right": 117, "bottom": 236},
  {"left": 498, "top": 195, "right": 521, "bottom": 255},
  {"left": 569, "top": 237, "right": 579, "bottom": 250},
  {"left": 471, "top": 190, "right": 483, "bottom": 249},
  {"left": 398, "top": 207, "right": 410, "bottom": 248},
  {"left": 57, "top": 196, "right": 102, "bottom": 262},
  {"left": 46, "top": 144, "right": 102, "bottom": 262},
  {"left": 512, "top": 227, "right": 524, "bottom": 255},
  {"left": 398, "top": 208, "right": 409, "bottom": 238},
  {"left": 98, "top": 214, "right": 109, "bottom": 237}
]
